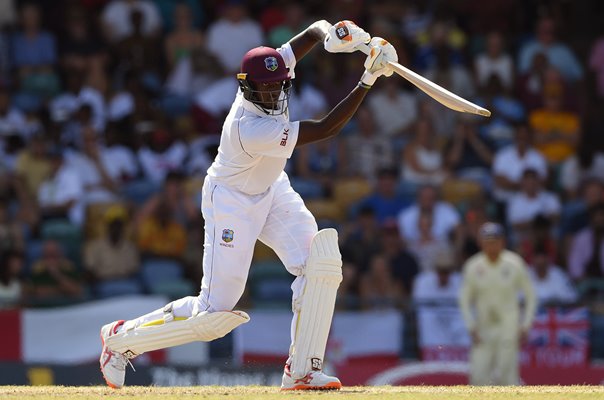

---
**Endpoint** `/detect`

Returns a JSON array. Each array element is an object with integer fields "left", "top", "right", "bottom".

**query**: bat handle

[{"left": 355, "top": 43, "right": 372, "bottom": 56}]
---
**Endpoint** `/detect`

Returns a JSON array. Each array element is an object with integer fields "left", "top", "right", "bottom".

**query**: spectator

[
  {"left": 477, "top": 74, "right": 525, "bottom": 150},
  {"left": 59, "top": 7, "right": 106, "bottom": 74},
  {"left": 367, "top": 78, "right": 418, "bottom": 139},
  {"left": 517, "top": 214, "right": 557, "bottom": 266},
  {"left": 359, "top": 254, "right": 402, "bottom": 310},
  {"left": 355, "top": 168, "right": 410, "bottom": 225},
  {"left": 136, "top": 198, "right": 187, "bottom": 259},
  {"left": 589, "top": 35, "right": 604, "bottom": 99},
  {"left": 65, "top": 127, "right": 119, "bottom": 204},
  {"left": 379, "top": 219, "right": 419, "bottom": 297},
  {"left": 345, "top": 107, "right": 394, "bottom": 182},
  {"left": 568, "top": 203, "right": 604, "bottom": 281},
  {"left": 407, "top": 211, "right": 452, "bottom": 271},
  {"left": 0, "top": 86, "right": 29, "bottom": 138},
  {"left": 50, "top": 68, "right": 106, "bottom": 139},
  {"left": 423, "top": 45, "right": 475, "bottom": 102},
  {"left": 397, "top": 185, "right": 461, "bottom": 244},
  {"left": 138, "top": 170, "right": 197, "bottom": 227},
  {"left": 113, "top": 8, "right": 162, "bottom": 86},
  {"left": 529, "top": 244, "right": 577, "bottom": 306},
  {"left": 559, "top": 134, "right": 604, "bottom": 199},
  {"left": 287, "top": 73, "right": 328, "bottom": 122},
  {"left": 14, "top": 133, "right": 51, "bottom": 199},
  {"left": 560, "top": 179, "right": 604, "bottom": 238},
  {"left": 163, "top": 3, "right": 204, "bottom": 68},
  {"left": 0, "top": 250, "right": 25, "bottom": 308},
  {"left": 402, "top": 118, "right": 448, "bottom": 186},
  {"left": 0, "top": 198, "right": 24, "bottom": 252},
  {"left": 10, "top": 3, "right": 59, "bottom": 100},
  {"left": 29, "top": 239, "right": 83, "bottom": 303},
  {"left": 205, "top": 1, "right": 263, "bottom": 73},
  {"left": 84, "top": 205, "right": 142, "bottom": 297},
  {"left": 445, "top": 117, "right": 494, "bottom": 189},
  {"left": 459, "top": 202, "right": 490, "bottom": 262},
  {"left": 267, "top": 3, "right": 307, "bottom": 49},
  {"left": 492, "top": 121, "right": 548, "bottom": 204},
  {"left": 99, "top": 123, "right": 139, "bottom": 184},
  {"left": 137, "top": 128, "right": 187, "bottom": 183},
  {"left": 341, "top": 206, "right": 382, "bottom": 275},
  {"left": 295, "top": 137, "right": 345, "bottom": 196},
  {"left": 459, "top": 222, "right": 536, "bottom": 385},
  {"left": 101, "top": 0, "right": 162, "bottom": 43},
  {"left": 515, "top": 52, "right": 549, "bottom": 111},
  {"left": 518, "top": 16, "right": 583, "bottom": 82},
  {"left": 38, "top": 147, "right": 85, "bottom": 226},
  {"left": 529, "top": 82, "right": 580, "bottom": 165},
  {"left": 506, "top": 169, "right": 561, "bottom": 240},
  {"left": 412, "top": 246, "right": 461, "bottom": 304},
  {"left": 474, "top": 31, "right": 514, "bottom": 90}
]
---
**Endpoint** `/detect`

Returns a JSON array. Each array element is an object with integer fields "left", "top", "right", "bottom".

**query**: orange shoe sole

[{"left": 281, "top": 381, "right": 342, "bottom": 391}]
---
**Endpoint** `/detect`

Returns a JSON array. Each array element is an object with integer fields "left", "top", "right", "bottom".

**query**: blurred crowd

[{"left": 0, "top": 0, "right": 604, "bottom": 320}]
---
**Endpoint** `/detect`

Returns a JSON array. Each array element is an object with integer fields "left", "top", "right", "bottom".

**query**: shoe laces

[{"left": 108, "top": 350, "right": 136, "bottom": 372}]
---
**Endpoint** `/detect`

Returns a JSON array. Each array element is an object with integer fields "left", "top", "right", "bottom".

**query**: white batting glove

[
  {"left": 324, "top": 20, "right": 370, "bottom": 53},
  {"left": 360, "top": 37, "right": 398, "bottom": 87}
]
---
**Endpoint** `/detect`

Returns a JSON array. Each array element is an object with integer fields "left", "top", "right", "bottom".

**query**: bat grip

[{"left": 355, "top": 43, "right": 372, "bottom": 55}]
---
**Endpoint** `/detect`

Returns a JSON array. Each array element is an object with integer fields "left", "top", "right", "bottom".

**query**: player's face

[
  {"left": 480, "top": 237, "right": 504, "bottom": 257},
  {"left": 253, "top": 80, "right": 290, "bottom": 110}
]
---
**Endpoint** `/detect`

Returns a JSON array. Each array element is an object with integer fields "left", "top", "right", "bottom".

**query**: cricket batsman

[
  {"left": 459, "top": 222, "right": 537, "bottom": 385},
  {"left": 98, "top": 20, "right": 398, "bottom": 390}
]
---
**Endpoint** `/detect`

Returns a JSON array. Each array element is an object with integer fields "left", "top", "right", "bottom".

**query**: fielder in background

[
  {"left": 98, "top": 20, "right": 398, "bottom": 391},
  {"left": 459, "top": 222, "right": 536, "bottom": 385}
]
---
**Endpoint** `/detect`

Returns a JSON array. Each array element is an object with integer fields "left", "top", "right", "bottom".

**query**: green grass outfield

[{"left": 1, "top": 386, "right": 604, "bottom": 399}]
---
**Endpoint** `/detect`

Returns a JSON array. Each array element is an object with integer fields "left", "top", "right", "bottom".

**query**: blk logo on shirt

[{"left": 280, "top": 128, "right": 289, "bottom": 146}]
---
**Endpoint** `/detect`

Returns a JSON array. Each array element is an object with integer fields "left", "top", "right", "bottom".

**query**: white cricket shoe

[
  {"left": 280, "top": 364, "right": 342, "bottom": 391},
  {"left": 99, "top": 320, "right": 130, "bottom": 389}
]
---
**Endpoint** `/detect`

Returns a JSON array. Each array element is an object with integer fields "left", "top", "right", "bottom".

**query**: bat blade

[
  {"left": 356, "top": 44, "right": 491, "bottom": 117},
  {"left": 386, "top": 61, "right": 491, "bottom": 117}
]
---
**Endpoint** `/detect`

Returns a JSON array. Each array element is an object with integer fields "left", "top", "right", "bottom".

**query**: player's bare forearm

[
  {"left": 288, "top": 20, "right": 331, "bottom": 61},
  {"left": 297, "top": 85, "right": 369, "bottom": 146}
]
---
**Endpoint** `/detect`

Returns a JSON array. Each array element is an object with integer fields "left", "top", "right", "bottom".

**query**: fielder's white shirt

[
  {"left": 207, "top": 44, "right": 300, "bottom": 195},
  {"left": 459, "top": 250, "right": 536, "bottom": 333}
]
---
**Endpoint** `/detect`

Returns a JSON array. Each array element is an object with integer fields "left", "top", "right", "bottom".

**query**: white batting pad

[
  {"left": 105, "top": 311, "right": 250, "bottom": 357},
  {"left": 290, "top": 228, "right": 343, "bottom": 378}
]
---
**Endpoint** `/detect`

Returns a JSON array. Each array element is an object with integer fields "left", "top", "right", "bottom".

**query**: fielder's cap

[{"left": 479, "top": 222, "right": 505, "bottom": 239}]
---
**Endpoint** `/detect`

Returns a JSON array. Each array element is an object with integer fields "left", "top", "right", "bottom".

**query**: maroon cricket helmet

[
  {"left": 237, "top": 46, "right": 292, "bottom": 115},
  {"left": 239, "top": 46, "right": 290, "bottom": 83}
]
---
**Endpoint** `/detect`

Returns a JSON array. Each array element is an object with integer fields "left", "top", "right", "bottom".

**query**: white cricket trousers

[
  {"left": 128, "top": 172, "right": 318, "bottom": 346},
  {"left": 470, "top": 323, "right": 520, "bottom": 385}
]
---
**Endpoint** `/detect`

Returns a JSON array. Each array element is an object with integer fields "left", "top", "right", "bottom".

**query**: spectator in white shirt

[
  {"left": 413, "top": 246, "right": 461, "bottom": 304},
  {"left": 507, "top": 168, "right": 561, "bottom": 241},
  {"left": 101, "top": 0, "right": 162, "bottom": 43},
  {"left": 398, "top": 185, "right": 461, "bottom": 243},
  {"left": 367, "top": 78, "right": 418, "bottom": 138},
  {"left": 559, "top": 137, "right": 604, "bottom": 199},
  {"left": 529, "top": 245, "right": 577, "bottom": 305},
  {"left": 137, "top": 128, "right": 187, "bottom": 183},
  {"left": 205, "top": 1, "right": 263, "bottom": 73},
  {"left": 407, "top": 211, "right": 452, "bottom": 272},
  {"left": 38, "top": 147, "right": 84, "bottom": 226},
  {"left": 474, "top": 31, "right": 514, "bottom": 90},
  {"left": 65, "top": 127, "right": 120, "bottom": 204},
  {"left": 492, "top": 121, "right": 548, "bottom": 203}
]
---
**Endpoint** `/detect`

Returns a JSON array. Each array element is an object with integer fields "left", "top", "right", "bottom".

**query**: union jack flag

[{"left": 528, "top": 307, "right": 589, "bottom": 348}]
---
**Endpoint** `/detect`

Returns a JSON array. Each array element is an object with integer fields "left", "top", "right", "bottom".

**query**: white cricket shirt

[{"left": 207, "top": 44, "right": 300, "bottom": 195}]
